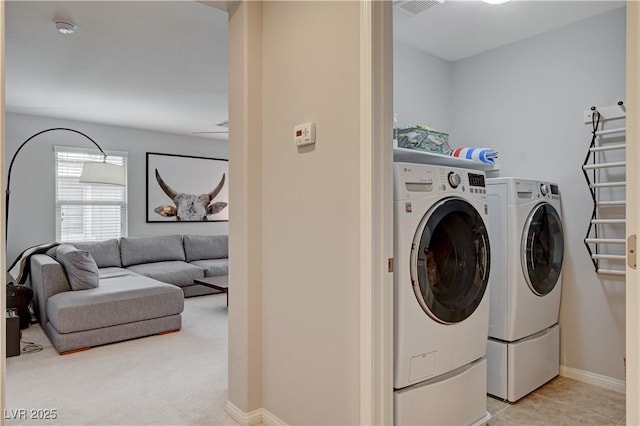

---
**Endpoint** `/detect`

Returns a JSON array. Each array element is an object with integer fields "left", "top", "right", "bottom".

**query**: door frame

[
  {"left": 1, "top": 0, "right": 7, "bottom": 416},
  {"left": 626, "top": 1, "right": 639, "bottom": 423},
  {"left": 359, "top": 1, "right": 394, "bottom": 424}
]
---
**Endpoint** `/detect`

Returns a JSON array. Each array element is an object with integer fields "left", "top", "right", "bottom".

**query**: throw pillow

[{"left": 56, "top": 244, "right": 99, "bottom": 291}]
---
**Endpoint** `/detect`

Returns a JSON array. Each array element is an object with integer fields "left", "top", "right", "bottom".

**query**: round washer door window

[
  {"left": 521, "top": 203, "right": 564, "bottom": 296},
  {"left": 410, "top": 197, "right": 490, "bottom": 324}
]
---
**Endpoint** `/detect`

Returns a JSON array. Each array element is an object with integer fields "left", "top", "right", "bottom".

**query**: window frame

[{"left": 54, "top": 145, "right": 128, "bottom": 242}]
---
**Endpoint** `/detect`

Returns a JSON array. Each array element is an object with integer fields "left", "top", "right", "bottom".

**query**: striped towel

[{"left": 451, "top": 147, "right": 498, "bottom": 164}]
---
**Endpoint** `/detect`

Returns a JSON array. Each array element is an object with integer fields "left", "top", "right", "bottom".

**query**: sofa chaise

[{"left": 29, "top": 234, "right": 228, "bottom": 354}]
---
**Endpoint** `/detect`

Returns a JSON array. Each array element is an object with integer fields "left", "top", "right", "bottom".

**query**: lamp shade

[{"left": 79, "top": 162, "right": 126, "bottom": 186}]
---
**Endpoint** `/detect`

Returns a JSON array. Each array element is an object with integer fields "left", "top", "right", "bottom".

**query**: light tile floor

[{"left": 487, "top": 376, "right": 625, "bottom": 425}]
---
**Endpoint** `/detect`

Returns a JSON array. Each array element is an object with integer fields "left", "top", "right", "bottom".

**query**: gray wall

[
  {"left": 451, "top": 7, "right": 626, "bottom": 381},
  {"left": 393, "top": 40, "right": 453, "bottom": 132},
  {"left": 394, "top": 7, "right": 626, "bottom": 381},
  {"left": 6, "top": 112, "right": 229, "bottom": 262}
]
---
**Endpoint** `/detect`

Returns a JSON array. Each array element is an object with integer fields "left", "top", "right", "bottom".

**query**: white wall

[
  {"left": 260, "top": 2, "right": 361, "bottom": 423},
  {"left": 228, "top": 1, "right": 368, "bottom": 424},
  {"left": 450, "top": 8, "right": 626, "bottom": 380},
  {"left": 5, "top": 112, "right": 229, "bottom": 262}
]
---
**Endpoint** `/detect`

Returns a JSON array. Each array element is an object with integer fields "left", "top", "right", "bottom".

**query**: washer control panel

[
  {"left": 468, "top": 172, "right": 486, "bottom": 188},
  {"left": 448, "top": 172, "right": 461, "bottom": 189},
  {"left": 437, "top": 169, "right": 486, "bottom": 195},
  {"left": 540, "top": 183, "right": 549, "bottom": 196},
  {"left": 393, "top": 162, "right": 488, "bottom": 200}
]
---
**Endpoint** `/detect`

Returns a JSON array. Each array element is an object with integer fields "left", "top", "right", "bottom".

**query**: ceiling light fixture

[
  {"left": 482, "top": 0, "right": 510, "bottom": 4},
  {"left": 55, "top": 21, "right": 77, "bottom": 35}
]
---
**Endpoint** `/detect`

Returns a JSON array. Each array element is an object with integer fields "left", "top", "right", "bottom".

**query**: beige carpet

[{"left": 5, "top": 294, "right": 237, "bottom": 426}]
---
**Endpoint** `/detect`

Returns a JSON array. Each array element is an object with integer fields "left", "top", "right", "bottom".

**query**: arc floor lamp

[{"left": 5, "top": 127, "right": 126, "bottom": 243}]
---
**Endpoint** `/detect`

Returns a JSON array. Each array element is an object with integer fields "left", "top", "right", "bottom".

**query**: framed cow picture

[{"left": 146, "top": 152, "right": 229, "bottom": 222}]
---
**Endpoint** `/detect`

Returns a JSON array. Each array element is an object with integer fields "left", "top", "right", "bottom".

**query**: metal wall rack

[{"left": 582, "top": 101, "right": 626, "bottom": 276}]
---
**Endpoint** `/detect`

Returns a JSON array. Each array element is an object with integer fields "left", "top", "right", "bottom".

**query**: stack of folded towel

[{"left": 451, "top": 147, "right": 498, "bottom": 164}]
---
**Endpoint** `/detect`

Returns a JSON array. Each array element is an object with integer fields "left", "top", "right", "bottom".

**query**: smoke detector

[
  {"left": 393, "top": 0, "right": 445, "bottom": 16},
  {"left": 55, "top": 21, "right": 77, "bottom": 35}
]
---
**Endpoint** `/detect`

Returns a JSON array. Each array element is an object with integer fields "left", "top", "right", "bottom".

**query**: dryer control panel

[
  {"left": 491, "top": 178, "right": 561, "bottom": 205},
  {"left": 526, "top": 180, "right": 560, "bottom": 201}
]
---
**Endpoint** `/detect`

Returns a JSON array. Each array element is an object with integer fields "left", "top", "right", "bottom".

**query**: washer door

[
  {"left": 410, "top": 197, "right": 490, "bottom": 324},
  {"left": 521, "top": 202, "right": 564, "bottom": 296}
]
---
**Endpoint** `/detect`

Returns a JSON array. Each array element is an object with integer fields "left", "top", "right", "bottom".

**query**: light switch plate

[{"left": 294, "top": 122, "right": 316, "bottom": 147}]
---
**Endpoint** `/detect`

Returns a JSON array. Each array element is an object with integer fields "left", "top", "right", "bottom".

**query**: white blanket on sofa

[{"left": 8, "top": 242, "right": 60, "bottom": 284}]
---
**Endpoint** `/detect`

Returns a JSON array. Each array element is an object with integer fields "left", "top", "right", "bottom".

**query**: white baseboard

[
  {"left": 560, "top": 365, "right": 626, "bottom": 393},
  {"left": 226, "top": 369, "right": 623, "bottom": 425},
  {"left": 226, "top": 401, "right": 263, "bottom": 425},
  {"left": 471, "top": 411, "right": 491, "bottom": 426},
  {"left": 226, "top": 401, "right": 289, "bottom": 426},
  {"left": 261, "top": 409, "right": 288, "bottom": 426}
]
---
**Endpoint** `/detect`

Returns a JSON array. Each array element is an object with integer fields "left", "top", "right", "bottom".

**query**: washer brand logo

[{"left": 405, "top": 202, "right": 413, "bottom": 213}]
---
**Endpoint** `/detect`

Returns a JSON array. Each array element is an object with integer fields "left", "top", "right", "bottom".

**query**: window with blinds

[{"left": 55, "top": 146, "right": 128, "bottom": 242}]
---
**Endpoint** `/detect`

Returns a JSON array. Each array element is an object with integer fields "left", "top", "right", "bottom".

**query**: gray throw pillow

[{"left": 56, "top": 244, "right": 99, "bottom": 291}]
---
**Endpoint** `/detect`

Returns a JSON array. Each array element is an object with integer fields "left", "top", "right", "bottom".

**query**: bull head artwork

[{"left": 154, "top": 168, "right": 227, "bottom": 221}]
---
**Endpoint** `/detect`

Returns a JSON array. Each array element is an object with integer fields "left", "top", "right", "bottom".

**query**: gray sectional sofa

[{"left": 29, "top": 234, "right": 228, "bottom": 354}]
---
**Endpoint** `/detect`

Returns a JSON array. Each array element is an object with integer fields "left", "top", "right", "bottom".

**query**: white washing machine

[
  {"left": 394, "top": 162, "right": 491, "bottom": 426},
  {"left": 485, "top": 177, "right": 564, "bottom": 402}
]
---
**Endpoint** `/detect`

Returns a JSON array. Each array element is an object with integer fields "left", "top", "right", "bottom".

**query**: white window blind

[{"left": 55, "top": 146, "right": 128, "bottom": 242}]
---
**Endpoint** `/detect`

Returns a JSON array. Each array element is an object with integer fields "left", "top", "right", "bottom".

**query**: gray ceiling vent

[{"left": 393, "top": 0, "right": 444, "bottom": 16}]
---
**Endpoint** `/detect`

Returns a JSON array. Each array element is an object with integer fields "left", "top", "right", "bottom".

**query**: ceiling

[
  {"left": 6, "top": 1, "right": 626, "bottom": 141},
  {"left": 6, "top": 1, "right": 229, "bottom": 141},
  {"left": 393, "top": 0, "right": 626, "bottom": 62}
]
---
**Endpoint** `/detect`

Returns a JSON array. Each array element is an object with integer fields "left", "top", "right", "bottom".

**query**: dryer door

[
  {"left": 410, "top": 197, "right": 490, "bottom": 324},
  {"left": 521, "top": 202, "right": 564, "bottom": 296}
]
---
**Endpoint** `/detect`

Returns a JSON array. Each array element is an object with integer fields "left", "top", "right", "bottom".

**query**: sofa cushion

[
  {"left": 189, "top": 259, "right": 228, "bottom": 277},
  {"left": 56, "top": 244, "right": 99, "bottom": 291},
  {"left": 120, "top": 235, "right": 186, "bottom": 267},
  {"left": 126, "top": 261, "right": 204, "bottom": 287},
  {"left": 69, "top": 239, "right": 121, "bottom": 268},
  {"left": 183, "top": 234, "right": 228, "bottom": 262},
  {"left": 47, "top": 275, "right": 184, "bottom": 334},
  {"left": 98, "top": 267, "right": 138, "bottom": 279}
]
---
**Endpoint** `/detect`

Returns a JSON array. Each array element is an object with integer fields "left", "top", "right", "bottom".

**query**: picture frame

[{"left": 146, "top": 152, "right": 229, "bottom": 223}]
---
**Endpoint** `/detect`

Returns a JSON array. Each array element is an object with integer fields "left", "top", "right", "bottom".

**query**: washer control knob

[
  {"left": 448, "top": 172, "right": 461, "bottom": 189},
  {"left": 540, "top": 183, "right": 548, "bottom": 197}
]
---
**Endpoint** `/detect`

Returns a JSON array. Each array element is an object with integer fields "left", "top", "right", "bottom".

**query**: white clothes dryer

[
  {"left": 394, "top": 162, "right": 491, "bottom": 425},
  {"left": 485, "top": 177, "right": 564, "bottom": 402}
]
